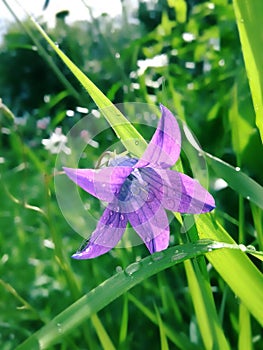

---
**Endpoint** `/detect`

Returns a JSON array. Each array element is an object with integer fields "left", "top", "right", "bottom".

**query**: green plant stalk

[
  {"left": 16, "top": 241, "right": 222, "bottom": 350},
  {"left": 232, "top": 0, "right": 263, "bottom": 142}
]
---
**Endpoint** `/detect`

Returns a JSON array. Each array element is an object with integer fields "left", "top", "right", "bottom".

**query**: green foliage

[{"left": 0, "top": 1, "right": 262, "bottom": 349}]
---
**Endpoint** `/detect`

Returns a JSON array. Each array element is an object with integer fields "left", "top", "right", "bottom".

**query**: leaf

[
  {"left": 205, "top": 152, "right": 263, "bottom": 209},
  {"left": 26, "top": 17, "right": 147, "bottom": 158},
  {"left": 232, "top": 0, "right": 263, "bottom": 142},
  {"left": 16, "top": 241, "right": 225, "bottom": 350},
  {"left": 196, "top": 214, "right": 263, "bottom": 326}
]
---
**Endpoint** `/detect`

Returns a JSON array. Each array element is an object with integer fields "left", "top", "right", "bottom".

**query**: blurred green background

[{"left": 0, "top": 0, "right": 262, "bottom": 349}]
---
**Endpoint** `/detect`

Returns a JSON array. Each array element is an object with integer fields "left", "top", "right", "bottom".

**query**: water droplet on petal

[
  {"left": 125, "top": 262, "right": 140, "bottom": 276},
  {"left": 120, "top": 214, "right": 125, "bottom": 220}
]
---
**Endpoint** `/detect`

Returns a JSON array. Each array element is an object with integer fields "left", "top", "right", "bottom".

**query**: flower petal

[
  {"left": 135, "top": 104, "right": 181, "bottom": 169},
  {"left": 63, "top": 166, "right": 133, "bottom": 202},
  {"left": 127, "top": 201, "right": 170, "bottom": 254},
  {"left": 108, "top": 167, "right": 164, "bottom": 214},
  {"left": 155, "top": 169, "right": 215, "bottom": 213},
  {"left": 72, "top": 207, "right": 128, "bottom": 259}
]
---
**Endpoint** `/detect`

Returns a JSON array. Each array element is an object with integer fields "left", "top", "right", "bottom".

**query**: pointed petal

[
  {"left": 127, "top": 201, "right": 170, "bottom": 254},
  {"left": 63, "top": 166, "right": 133, "bottom": 202},
  {"left": 72, "top": 207, "right": 128, "bottom": 259},
  {"left": 135, "top": 104, "right": 181, "bottom": 169},
  {"left": 155, "top": 169, "right": 215, "bottom": 213}
]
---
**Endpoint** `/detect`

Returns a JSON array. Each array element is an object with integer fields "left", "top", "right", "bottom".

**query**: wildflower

[
  {"left": 42, "top": 127, "right": 71, "bottom": 155},
  {"left": 64, "top": 105, "right": 215, "bottom": 259}
]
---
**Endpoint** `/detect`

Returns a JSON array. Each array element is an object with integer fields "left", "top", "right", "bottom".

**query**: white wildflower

[{"left": 42, "top": 127, "right": 71, "bottom": 155}]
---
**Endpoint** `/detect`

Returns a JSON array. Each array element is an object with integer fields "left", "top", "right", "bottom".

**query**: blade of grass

[
  {"left": 196, "top": 214, "right": 263, "bottom": 326},
  {"left": 16, "top": 240, "right": 225, "bottom": 350},
  {"left": 21, "top": 8, "right": 146, "bottom": 157},
  {"left": 238, "top": 303, "right": 252, "bottom": 350},
  {"left": 232, "top": 0, "right": 263, "bottom": 142},
  {"left": 128, "top": 293, "right": 200, "bottom": 350},
  {"left": 5, "top": 0, "right": 147, "bottom": 157},
  {"left": 205, "top": 152, "right": 263, "bottom": 209},
  {"left": 118, "top": 295, "right": 128, "bottom": 348},
  {"left": 90, "top": 314, "right": 116, "bottom": 350},
  {"left": 184, "top": 259, "right": 230, "bottom": 350},
  {"left": 154, "top": 304, "right": 170, "bottom": 350}
]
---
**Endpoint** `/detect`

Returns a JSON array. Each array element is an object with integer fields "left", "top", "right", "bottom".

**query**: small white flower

[{"left": 42, "top": 127, "right": 71, "bottom": 155}]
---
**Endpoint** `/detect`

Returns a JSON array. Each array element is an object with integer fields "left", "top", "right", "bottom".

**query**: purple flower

[{"left": 63, "top": 105, "right": 215, "bottom": 259}]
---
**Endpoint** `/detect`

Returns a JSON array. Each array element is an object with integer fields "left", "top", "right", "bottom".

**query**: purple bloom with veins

[{"left": 63, "top": 104, "right": 215, "bottom": 259}]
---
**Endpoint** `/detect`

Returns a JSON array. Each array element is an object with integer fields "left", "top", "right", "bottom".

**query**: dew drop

[
  {"left": 151, "top": 251, "right": 164, "bottom": 262},
  {"left": 246, "top": 245, "right": 256, "bottom": 251},
  {"left": 239, "top": 244, "right": 247, "bottom": 251},
  {"left": 246, "top": 196, "right": 250, "bottom": 200},
  {"left": 115, "top": 265, "right": 123, "bottom": 273},
  {"left": 57, "top": 323, "right": 63, "bottom": 334},
  {"left": 120, "top": 214, "right": 125, "bottom": 220},
  {"left": 135, "top": 140, "right": 139, "bottom": 145},
  {"left": 171, "top": 251, "right": 187, "bottom": 262},
  {"left": 235, "top": 167, "right": 241, "bottom": 172},
  {"left": 109, "top": 211, "right": 114, "bottom": 216},
  {"left": 125, "top": 262, "right": 140, "bottom": 276}
]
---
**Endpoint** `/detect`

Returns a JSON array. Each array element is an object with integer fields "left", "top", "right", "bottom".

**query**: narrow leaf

[{"left": 232, "top": 0, "right": 263, "bottom": 142}]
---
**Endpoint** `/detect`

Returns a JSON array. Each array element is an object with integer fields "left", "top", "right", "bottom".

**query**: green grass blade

[
  {"left": 232, "top": 0, "right": 263, "bottom": 142},
  {"left": 196, "top": 215, "right": 263, "bottom": 326},
  {"left": 15, "top": 241, "right": 224, "bottom": 350},
  {"left": 205, "top": 152, "right": 263, "bottom": 209},
  {"left": 238, "top": 303, "right": 252, "bottom": 350},
  {"left": 118, "top": 295, "right": 128, "bottom": 348},
  {"left": 154, "top": 304, "right": 170, "bottom": 350},
  {"left": 22, "top": 15, "right": 146, "bottom": 157},
  {"left": 128, "top": 294, "right": 200, "bottom": 350},
  {"left": 184, "top": 260, "right": 230, "bottom": 350},
  {"left": 90, "top": 314, "right": 116, "bottom": 350}
]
